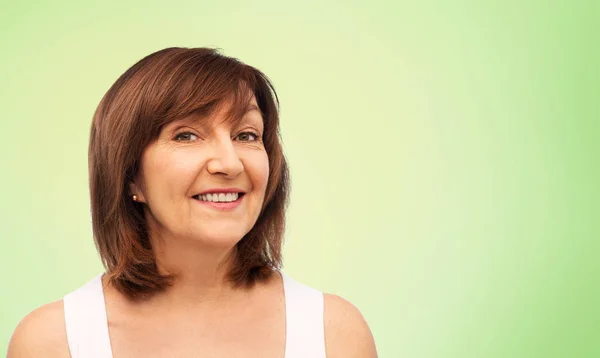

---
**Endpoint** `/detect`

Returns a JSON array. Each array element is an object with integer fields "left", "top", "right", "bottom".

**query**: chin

[{"left": 192, "top": 228, "right": 249, "bottom": 248}]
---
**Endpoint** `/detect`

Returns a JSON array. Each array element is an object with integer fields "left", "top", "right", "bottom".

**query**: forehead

[{"left": 168, "top": 93, "right": 263, "bottom": 129}]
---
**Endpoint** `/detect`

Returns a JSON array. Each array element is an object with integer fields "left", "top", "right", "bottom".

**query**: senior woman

[{"left": 8, "top": 47, "right": 377, "bottom": 358}]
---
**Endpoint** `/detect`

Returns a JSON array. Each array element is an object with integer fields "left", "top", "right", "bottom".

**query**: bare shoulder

[
  {"left": 7, "top": 300, "right": 70, "bottom": 358},
  {"left": 323, "top": 293, "right": 378, "bottom": 358}
]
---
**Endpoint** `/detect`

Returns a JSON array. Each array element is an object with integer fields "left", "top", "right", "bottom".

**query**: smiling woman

[{"left": 7, "top": 47, "right": 377, "bottom": 358}]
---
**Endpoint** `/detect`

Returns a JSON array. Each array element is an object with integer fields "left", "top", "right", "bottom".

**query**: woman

[{"left": 8, "top": 47, "right": 377, "bottom": 358}]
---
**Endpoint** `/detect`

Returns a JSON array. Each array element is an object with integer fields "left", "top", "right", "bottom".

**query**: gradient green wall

[{"left": 1, "top": 1, "right": 598, "bottom": 356}]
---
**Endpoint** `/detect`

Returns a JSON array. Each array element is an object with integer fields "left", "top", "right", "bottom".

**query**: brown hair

[{"left": 89, "top": 47, "right": 289, "bottom": 300}]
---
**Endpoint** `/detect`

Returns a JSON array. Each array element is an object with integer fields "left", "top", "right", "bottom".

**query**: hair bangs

[{"left": 152, "top": 57, "right": 262, "bottom": 133}]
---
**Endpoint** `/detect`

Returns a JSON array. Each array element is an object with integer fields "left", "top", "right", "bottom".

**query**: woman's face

[{"left": 130, "top": 95, "right": 269, "bottom": 248}]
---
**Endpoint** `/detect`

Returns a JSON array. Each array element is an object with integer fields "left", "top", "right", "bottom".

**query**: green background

[{"left": 1, "top": 0, "right": 598, "bottom": 356}]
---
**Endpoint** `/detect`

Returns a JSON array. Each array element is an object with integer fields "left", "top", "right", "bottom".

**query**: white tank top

[{"left": 63, "top": 271, "right": 325, "bottom": 358}]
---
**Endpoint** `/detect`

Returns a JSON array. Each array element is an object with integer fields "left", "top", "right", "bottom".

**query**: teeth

[{"left": 197, "top": 192, "right": 239, "bottom": 203}]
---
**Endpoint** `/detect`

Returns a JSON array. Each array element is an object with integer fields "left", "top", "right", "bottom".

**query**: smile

[{"left": 192, "top": 192, "right": 245, "bottom": 210}]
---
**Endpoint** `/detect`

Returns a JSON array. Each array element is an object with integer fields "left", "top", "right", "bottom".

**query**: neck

[{"left": 149, "top": 232, "right": 241, "bottom": 306}]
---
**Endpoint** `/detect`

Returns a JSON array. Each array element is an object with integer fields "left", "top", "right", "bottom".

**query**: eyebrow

[
  {"left": 246, "top": 104, "right": 260, "bottom": 113},
  {"left": 167, "top": 103, "right": 262, "bottom": 131}
]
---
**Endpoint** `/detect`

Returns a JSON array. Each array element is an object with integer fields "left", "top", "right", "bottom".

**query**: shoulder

[
  {"left": 323, "top": 293, "right": 378, "bottom": 358},
  {"left": 7, "top": 300, "right": 70, "bottom": 358}
]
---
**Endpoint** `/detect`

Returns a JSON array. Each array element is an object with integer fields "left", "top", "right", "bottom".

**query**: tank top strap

[
  {"left": 280, "top": 271, "right": 326, "bottom": 358},
  {"left": 63, "top": 274, "right": 113, "bottom": 358}
]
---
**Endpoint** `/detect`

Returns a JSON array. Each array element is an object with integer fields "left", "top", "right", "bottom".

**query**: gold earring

[{"left": 132, "top": 194, "right": 138, "bottom": 202}]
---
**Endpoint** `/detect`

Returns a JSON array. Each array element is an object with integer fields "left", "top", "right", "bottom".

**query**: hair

[{"left": 88, "top": 47, "right": 290, "bottom": 301}]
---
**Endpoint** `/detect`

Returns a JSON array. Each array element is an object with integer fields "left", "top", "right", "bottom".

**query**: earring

[{"left": 132, "top": 194, "right": 138, "bottom": 202}]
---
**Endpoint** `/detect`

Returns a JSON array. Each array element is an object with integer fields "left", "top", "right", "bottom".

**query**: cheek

[
  {"left": 257, "top": 153, "right": 270, "bottom": 192},
  {"left": 142, "top": 151, "right": 199, "bottom": 198},
  {"left": 245, "top": 150, "right": 270, "bottom": 193}
]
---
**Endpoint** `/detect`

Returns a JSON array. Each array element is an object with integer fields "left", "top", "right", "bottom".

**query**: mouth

[{"left": 192, "top": 192, "right": 246, "bottom": 203}]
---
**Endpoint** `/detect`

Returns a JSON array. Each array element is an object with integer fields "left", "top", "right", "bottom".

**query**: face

[{"left": 130, "top": 96, "right": 269, "bottom": 248}]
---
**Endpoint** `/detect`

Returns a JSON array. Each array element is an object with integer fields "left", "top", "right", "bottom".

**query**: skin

[{"left": 7, "top": 95, "right": 377, "bottom": 357}]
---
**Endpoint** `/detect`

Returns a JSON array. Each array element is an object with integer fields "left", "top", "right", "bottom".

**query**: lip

[{"left": 192, "top": 192, "right": 245, "bottom": 211}]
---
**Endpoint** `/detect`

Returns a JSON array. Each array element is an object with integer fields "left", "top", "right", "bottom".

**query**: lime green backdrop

[{"left": 1, "top": 0, "right": 598, "bottom": 357}]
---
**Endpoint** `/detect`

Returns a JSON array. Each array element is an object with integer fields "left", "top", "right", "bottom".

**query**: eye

[
  {"left": 174, "top": 131, "right": 198, "bottom": 142},
  {"left": 236, "top": 131, "right": 259, "bottom": 142}
]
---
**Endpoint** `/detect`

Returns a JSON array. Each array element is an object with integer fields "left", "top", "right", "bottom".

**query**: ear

[{"left": 128, "top": 181, "right": 147, "bottom": 203}]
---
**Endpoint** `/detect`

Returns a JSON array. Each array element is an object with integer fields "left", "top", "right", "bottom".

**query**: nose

[{"left": 206, "top": 135, "right": 244, "bottom": 178}]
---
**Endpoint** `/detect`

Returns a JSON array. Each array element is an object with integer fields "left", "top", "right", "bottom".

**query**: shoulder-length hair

[{"left": 89, "top": 47, "right": 289, "bottom": 300}]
